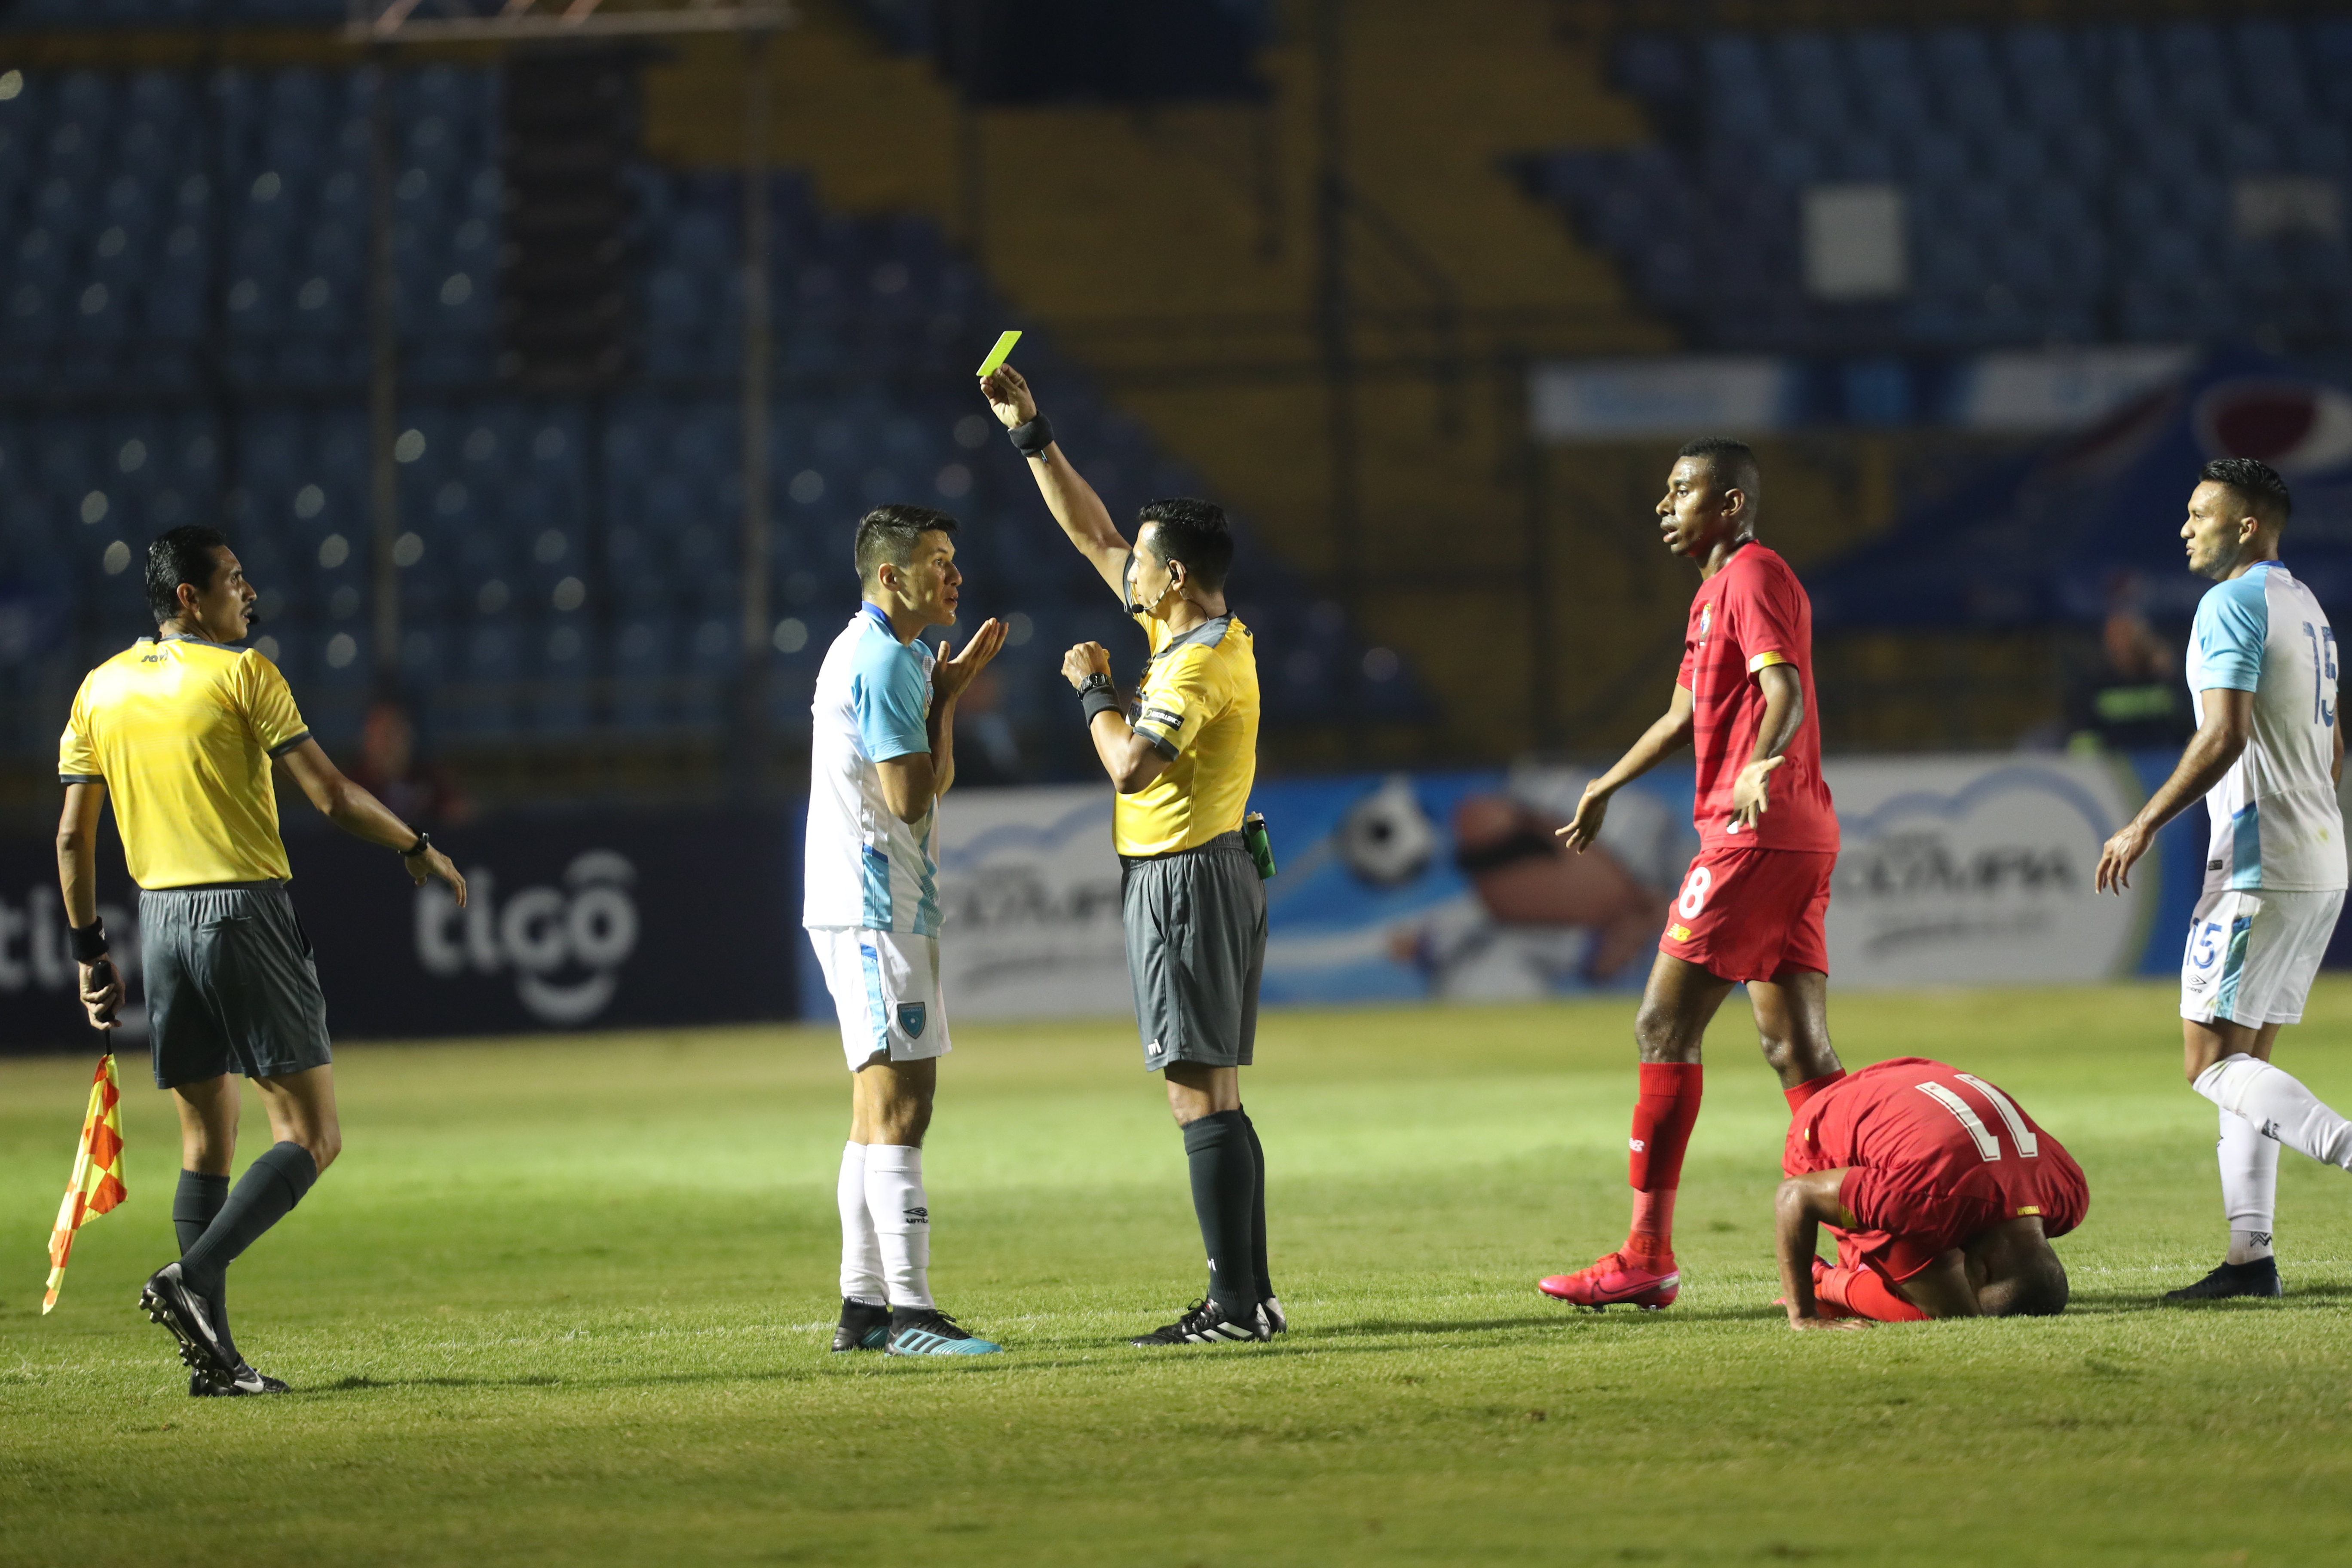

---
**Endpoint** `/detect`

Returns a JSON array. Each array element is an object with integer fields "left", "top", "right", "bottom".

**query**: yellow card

[{"left": 976, "top": 330, "right": 1022, "bottom": 378}]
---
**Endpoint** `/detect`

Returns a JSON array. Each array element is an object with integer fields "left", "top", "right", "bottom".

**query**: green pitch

[{"left": 4, "top": 982, "right": 2351, "bottom": 1567}]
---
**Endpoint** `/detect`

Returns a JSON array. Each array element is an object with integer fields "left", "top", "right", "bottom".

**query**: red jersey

[
  {"left": 1783, "top": 1057, "right": 2088, "bottom": 1281},
  {"left": 1679, "top": 542, "right": 1837, "bottom": 854}
]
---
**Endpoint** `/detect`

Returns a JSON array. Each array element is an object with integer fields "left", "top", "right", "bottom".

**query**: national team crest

[
  {"left": 897, "top": 1002, "right": 927, "bottom": 1039},
  {"left": 1698, "top": 603, "right": 1713, "bottom": 639}
]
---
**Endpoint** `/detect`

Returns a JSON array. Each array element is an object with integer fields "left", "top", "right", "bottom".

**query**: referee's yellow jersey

[
  {"left": 1117, "top": 612, "right": 1260, "bottom": 858},
  {"left": 58, "top": 635, "right": 312, "bottom": 888}
]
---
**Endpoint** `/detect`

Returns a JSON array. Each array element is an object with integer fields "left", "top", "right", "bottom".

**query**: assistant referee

[
  {"left": 981, "top": 365, "right": 1278, "bottom": 1347},
  {"left": 56, "top": 526, "right": 466, "bottom": 1395}
]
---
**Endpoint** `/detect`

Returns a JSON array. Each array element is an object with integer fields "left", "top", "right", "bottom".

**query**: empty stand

[
  {"left": 0, "top": 58, "right": 1416, "bottom": 784},
  {"left": 1524, "top": 19, "right": 2352, "bottom": 355}
]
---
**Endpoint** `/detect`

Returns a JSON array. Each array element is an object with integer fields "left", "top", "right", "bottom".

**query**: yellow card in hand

[{"left": 976, "top": 330, "right": 1022, "bottom": 378}]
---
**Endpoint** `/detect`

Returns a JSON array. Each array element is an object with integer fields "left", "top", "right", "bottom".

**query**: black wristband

[
  {"left": 1009, "top": 413, "right": 1055, "bottom": 458},
  {"left": 1077, "top": 673, "right": 1122, "bottom": 725},
  {"left": 399, "top": 830, "right": 430, "bottom": 858},
  {"left": 68, "top": 919, "right": 108, "bottom": 963}
]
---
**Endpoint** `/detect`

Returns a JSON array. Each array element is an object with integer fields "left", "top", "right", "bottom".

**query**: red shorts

[
  {"left": 1837, "top": 1160, "right": 2091, "bottom": 1282},
  {"left": 1657, "top": 845, "right": 1833, "bottom": 983}
]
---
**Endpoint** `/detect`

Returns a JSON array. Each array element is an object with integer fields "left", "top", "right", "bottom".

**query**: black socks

[
  {"left": 174, "top": 1170, "right": 235, "bottom": 1358},
  {"left": 178, "top": 1142, "right": 318, "bottom": 1300},
  {"left": 1240, "top": 1111, "right": 1274, "bottom": 1303},
  {"left": 1182, "top": 1109, "right": 1260, "bottom": 1318}
]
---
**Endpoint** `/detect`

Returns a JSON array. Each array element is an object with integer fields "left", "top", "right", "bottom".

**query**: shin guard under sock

[
  {"left": 2217, "top": 1107, "right": 2279, "bottom": 1265},
  {"left": 863, "top": 1145, "right": 932, "bottom": 1309},
  {"left": 837, "top": 1142, "right": 885, "bottom": 1305},
  {"left": 1182, "top": 1110, "right": 1258, "bottom": 1317},
  {"left": 2195, "top": 1054, "right": 2352, "bottom": 1170},
  {"left": 173, "top": 1170, "right": 235, "bottom": 1361},
  {"left": 1240, "top": 1110, "right": 1274, "bottom": 1302},
  {"left": 1626, "top": 1063, "right": 1702, "bottom": 1266},
  {"left": 178, "top": 1142, "right": 317, "bottom": 1299}
]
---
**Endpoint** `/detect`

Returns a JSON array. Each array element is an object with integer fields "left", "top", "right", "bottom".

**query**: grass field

[{"left": 4, "top": 981, "right": 2351, "bottom": 1567}]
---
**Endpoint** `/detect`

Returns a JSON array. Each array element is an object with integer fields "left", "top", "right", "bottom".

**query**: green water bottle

[{"left": 1242, "top": 812, "right": 1277, "bottom": 881}]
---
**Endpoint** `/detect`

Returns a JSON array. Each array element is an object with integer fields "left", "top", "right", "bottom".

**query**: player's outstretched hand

[
  {"left": 1060, "top": 641, "right": 1112, "bottom": 690},
  {"left": 1557, "top": 781, "right": 1611, "bottom": 854},
  {"left": 934, "top": 619, "right": 1009, "bottom": 703},
  {"left": 408, "top": 844, "right": 468, "bottom": 907},
  {"left": 981, "top": 366, "right": 1036, "bottom": 429},
  {"left": 1786, "top": 1314, "right": 1869, "bottom": 1333},
  {"left": 2094, "top": 821, "right": 2150, "bottom": 895},
  {"left": 1731, "top": 755, "right": 1784, "bottom": 829}
]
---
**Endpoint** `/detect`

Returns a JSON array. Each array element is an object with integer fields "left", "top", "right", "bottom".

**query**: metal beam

[{"left": 347, "top": 3, "right": 790, "bottom": 45}]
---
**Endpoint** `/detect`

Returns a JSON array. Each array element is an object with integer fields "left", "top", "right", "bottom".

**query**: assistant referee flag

[{"left": 43, "top": 1053, "right": 126, "bottom": 1314}]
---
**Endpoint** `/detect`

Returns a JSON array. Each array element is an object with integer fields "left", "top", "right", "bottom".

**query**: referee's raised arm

[{"left": 980, "top": 365, "right": 1131, "bottom": 601}]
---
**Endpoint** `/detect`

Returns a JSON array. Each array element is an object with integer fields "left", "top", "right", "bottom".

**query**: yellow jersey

[
  {"left": 58, "top": 635, "right": 312, "bottom": 888},
  {"left": 1116, "top": 611, "right": 1260, "bottom": 858}
]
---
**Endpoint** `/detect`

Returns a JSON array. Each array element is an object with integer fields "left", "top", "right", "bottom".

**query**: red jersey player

[
  {"left": 1778, "top": 1057, "right": 2088, "bottom": 1326},
  {"left": 1542, "top": 438, "right": 1845, "bottom": 1310}
]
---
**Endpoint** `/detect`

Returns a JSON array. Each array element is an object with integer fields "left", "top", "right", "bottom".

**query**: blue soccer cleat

[{"left": 885, "top": 1307, "right": 1003, "bottom": 1356}]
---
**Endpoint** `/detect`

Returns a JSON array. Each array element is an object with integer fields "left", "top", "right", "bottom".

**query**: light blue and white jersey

[
  {"left": 2187, "top": 561, "right": 2348, "bottom": 894},
  {"left": 804, "top": 604, "right": 943, "bottom": 934}
]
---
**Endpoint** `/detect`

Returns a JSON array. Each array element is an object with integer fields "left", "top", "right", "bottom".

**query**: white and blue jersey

[
  {"left": 2187, "top": 561, "right": 2348, "bottom": 894},
  {"left": 803, "top": 603, "right": 942, "bottom": 935}
]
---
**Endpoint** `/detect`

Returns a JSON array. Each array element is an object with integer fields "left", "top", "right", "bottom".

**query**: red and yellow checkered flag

[{"left": 43, "top": 1053, "right": 126, "bottom": 1314}]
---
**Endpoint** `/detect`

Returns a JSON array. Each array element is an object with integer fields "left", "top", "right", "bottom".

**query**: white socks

[
  {"left": 2216, "top": 1108, "right": 2278, "bottom": 1265},
  {"left": 2193, "top": 1054, "right": 2352, "bottom": 1173},
  {"left": 863, "top": 1144, "right": 933, "bottom": 1310},
  {"left": 837, "top": 1142, "right": 885, "bottom": 1305}
]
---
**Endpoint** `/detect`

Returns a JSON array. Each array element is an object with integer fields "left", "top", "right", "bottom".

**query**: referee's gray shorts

[
  {"left": 1121, "top": 831, "right": 1267, "bottom": 1072},
  {"left": 140, "top": 882, "right": 334, "bottom": 1090}
]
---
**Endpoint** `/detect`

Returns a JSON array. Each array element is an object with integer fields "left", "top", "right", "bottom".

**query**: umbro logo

[
  {"left": 904, "top": 1206, "right": 929, "bottom": 1225},
  {"left": 1629, "top": 1137, "right": 1647, "bottom": 1152}
]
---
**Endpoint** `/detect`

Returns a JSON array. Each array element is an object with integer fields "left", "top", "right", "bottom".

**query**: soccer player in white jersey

[
  {"left": 805, "top": 504, "right": 1007, "bottom": 1354},
  {"left": 2096, "top": 458, "right": 2352, "bottom": 1300}
]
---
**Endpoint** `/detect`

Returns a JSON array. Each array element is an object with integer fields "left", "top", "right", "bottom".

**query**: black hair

[
  {"left": 1136, "top": 496, "right": 1234, "bottom": 591},
  {"left": 1677, "top": 436, "right": 1763, "bottom": 515},
  {"left": 1984, "top": 1254, "right": 2069, "bottom": 1319},
  {"left": 854, "top": 504, "right": 959, "bottom": 589},
  {"left": 2199, "top": 456, "right": 2293, "bottom": 530},
  {"left": 145, "top": 525, "right": 231, "bottom": 626}
]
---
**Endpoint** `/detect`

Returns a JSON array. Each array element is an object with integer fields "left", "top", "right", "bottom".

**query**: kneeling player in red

[
  {"left": 1776, "top": 1058, "right": 2088, "bottom": 1328},
  {"left": 1541, "top": 440, "right": 1843, "bottom": 1309}
]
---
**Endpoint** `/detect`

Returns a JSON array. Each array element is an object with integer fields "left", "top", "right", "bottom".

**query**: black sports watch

[{"left": 399, "top": 830, "right": 431, "bottom": 858}]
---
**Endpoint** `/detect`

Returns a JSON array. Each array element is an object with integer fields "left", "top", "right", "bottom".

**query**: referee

[
  {"left": 981, "top": 366, "right": 1278, "bottom": 1346},
  {"left": 56, "top": 526, "right": 466, "bottom": 1394}
]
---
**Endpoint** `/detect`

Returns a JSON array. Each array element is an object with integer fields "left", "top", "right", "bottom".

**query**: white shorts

[
  {"left": 2179, "top": 887, "right": 2345, "bottom": 1027},
  {"left": 808, "top": 928, "right": 953, "bottom": 1072}
]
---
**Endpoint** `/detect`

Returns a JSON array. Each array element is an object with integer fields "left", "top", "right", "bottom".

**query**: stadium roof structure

[
  {"left": 1806, "top": 346, "right": 2352, "bottom": 631},
  {"left": 347, "top": 0, "right": 792, "bottom": 45}
]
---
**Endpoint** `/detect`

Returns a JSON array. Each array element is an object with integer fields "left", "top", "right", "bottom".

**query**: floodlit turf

[{"left": 4, "top": 983, "right": 2351, "bottom": 1567}]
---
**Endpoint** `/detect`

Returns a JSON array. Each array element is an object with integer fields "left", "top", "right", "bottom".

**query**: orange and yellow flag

[{"left": 43, "top": 1054, "right": 125, "bottom": 1314}]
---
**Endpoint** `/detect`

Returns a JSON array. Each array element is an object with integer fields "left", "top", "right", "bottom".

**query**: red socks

[
  {"left": 1784, "top": 1069, "right": 1847, "bottom": 1115},
  {"left": 1625, "top": 1063, "right": 1702, "bottom": 1268},
  {"left": 1820, "top": 1264, "right": 1929, "bottom": 1323}
]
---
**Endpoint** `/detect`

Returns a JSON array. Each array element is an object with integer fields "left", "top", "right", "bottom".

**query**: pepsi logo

[{"left": 2193, "top": 377, "right": 2352, "bottom": 476}]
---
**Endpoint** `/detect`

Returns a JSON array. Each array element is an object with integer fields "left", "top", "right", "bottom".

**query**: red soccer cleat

[{"left": 1538, "top": 1251, "right": 1680, "bottom": 1311}]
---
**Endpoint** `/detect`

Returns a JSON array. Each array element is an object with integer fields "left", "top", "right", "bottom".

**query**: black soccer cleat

[
  {"left": 190, "top": 1364, "right": 290, "bottom": 1397},
  {"left": 140, "top": 1264, "right": 236, "bottom": 1384},
  {"left": 2164, "top": 1257, "right": 2284, "bottom": 1301},
  {"left": 884, "top": 1307, "right": 1002, "bottom": 1357},
  {"left": 1129, "top": 1298, "right": 1270, "bottom": 1347},
  {"left": 1260, "top": 1295, "right": 1288, "bottom": 1336},
  {"left": 833, "top": 1298, "right": 891, "bottom": 1353}
]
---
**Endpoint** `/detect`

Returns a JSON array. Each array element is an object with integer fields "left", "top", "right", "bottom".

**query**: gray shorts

[
  {"left": 1121, "top": 832, "right": 1267, "bottom": 1072},
  {"left": 141, "top": 882, "right": 334, "bottom": 1090}
]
